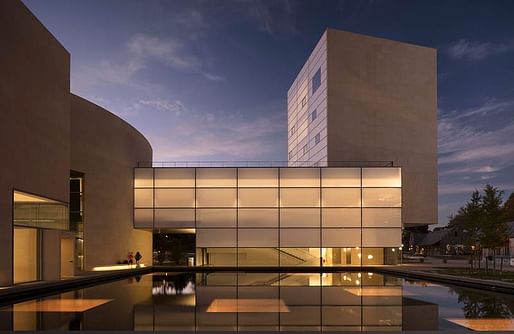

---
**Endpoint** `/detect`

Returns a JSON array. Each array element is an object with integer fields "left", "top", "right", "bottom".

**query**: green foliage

[
  {"left": 504, "top": 192, "right": 514, "bottom": 222},
  {"left": 449, "top": 184, "right": 508, "bottom": 249}
]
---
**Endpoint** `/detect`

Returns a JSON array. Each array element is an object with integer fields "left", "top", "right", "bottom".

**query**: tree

[
  {"left": 480, "top": 185, "right": 507, "bottom": 249},
  {"left": 504, "top": 192, "right": 514, "bottom": 222},
  {"left": 449, "top": 190, "right": 483, "bottom": 250}
]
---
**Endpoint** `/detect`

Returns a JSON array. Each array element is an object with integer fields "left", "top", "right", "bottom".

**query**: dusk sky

[{"left": 23, "top": 0, "right": 514, "bottom": 227}]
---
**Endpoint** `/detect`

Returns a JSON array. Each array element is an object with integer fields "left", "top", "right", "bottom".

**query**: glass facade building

[{"left": 134, "top": 167, "right": 402, "bottom": 267}]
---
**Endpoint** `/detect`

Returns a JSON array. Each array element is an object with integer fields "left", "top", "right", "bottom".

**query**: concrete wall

[
  {"left": 70, "top": 95, "right": 152, "bottom": 269},
  {"left": 0, "top": 0, "right": 70, "bottom": 286},
  {"left": 325, "top": 29, "right": 437, "bottom": 226}
]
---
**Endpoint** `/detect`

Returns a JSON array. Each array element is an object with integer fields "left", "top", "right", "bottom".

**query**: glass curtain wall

[
  {"left": 13, "top": 190, "right": 69, "bottom": 283},
  {"left": 134, "top": 167, "right": 402, "bottom": 267}
]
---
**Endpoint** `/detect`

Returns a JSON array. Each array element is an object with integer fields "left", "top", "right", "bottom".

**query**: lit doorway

[
  {"left": 13, "top": 227, "right": 39, "bottom": 284},
  {"left": 60, "top": 237, "right": 75, "bottom": 277}
]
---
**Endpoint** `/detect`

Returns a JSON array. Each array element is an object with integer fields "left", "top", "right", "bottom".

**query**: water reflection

[{"left": 1, "top": 272, "right": 514, "bottom": 331}]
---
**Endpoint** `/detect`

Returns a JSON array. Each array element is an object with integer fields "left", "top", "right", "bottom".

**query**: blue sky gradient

[{"left": 23, "top": 0, "right": 514, "bottom": 226}]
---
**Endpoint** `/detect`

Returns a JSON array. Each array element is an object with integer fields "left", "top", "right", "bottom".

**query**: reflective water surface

[{"left": 1, "top": 272, "right": 514, "bottom": 331}]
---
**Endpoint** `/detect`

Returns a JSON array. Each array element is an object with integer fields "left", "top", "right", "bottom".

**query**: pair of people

[{"left": 128, "top": 251, "right": 143, "bottom": 266}]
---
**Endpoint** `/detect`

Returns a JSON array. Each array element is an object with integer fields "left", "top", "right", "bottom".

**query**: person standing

[{"left": 135, "top": 251, "right": 142, "bottom": 266}]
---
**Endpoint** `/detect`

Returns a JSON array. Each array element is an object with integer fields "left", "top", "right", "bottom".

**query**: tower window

[
  {"left": 315, "top": 133, "right": 321, "bottom": 145},
  {"left": 312, "top": 68, "right": 321, "bottom": 94},
  {"left": 311, "top": 109, "right": 317, "bottom": 122}
]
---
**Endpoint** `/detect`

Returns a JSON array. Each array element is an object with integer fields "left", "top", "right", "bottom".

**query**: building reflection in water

[
  {"left": 16, "top": 272, "right": 514, "bottom": 331},
  {"left": 134, "top": 272, "right": 439, "bottom": 332}
]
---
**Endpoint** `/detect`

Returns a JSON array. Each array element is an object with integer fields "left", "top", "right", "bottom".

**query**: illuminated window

[
  {"left": 311, "top": 109, "right": 317, "bottom": 122},
  {"left": 315, "top": 132, "right": 321, "bottom": 145},
  {"left": 312, "top": 68, "right": 321, "bottom": 94}
]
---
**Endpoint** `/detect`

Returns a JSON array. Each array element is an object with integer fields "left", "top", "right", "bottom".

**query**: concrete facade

[
  {"left": 0, "top": 0, "right": 152, "bottom": 285},
  {"left": 0, "top": 0, "right": 70, "bottom": 286},
  {"left": 71, "top": 95, "right": 152, "bottom": 269},
  {"left": 288, "top": 29, "right": 437, "bottom": 227}
]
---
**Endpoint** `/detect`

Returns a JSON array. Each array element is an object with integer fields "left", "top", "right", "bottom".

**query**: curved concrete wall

[{"left": 70, "top": 94, "right": 152, "bottom": 269}]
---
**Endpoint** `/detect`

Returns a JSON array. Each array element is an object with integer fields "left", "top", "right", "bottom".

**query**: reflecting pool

[{"left": 1, "top": 272, "right": 514, "bottom": 331}]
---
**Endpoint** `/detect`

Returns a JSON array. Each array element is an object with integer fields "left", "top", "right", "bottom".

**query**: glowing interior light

[
  {"left": 367, "top": 254, "right": 374, "bottom": 260},
  {"left": 367, "top": 272, "right": 373, "bottom": 276},
  {"left": 92, "top": 264, "right": 145, "bottom": 271},
  {"left": 355, "top": 280, "right": 360, "bottom": 285},
  {"left": 358, "top": 253, "right": 362, "bottom": 259},
  {"left": 357, "top": 273, "right": 362, "bottom": 278},
  {"left": 392, "top": 248, "right": 396, "bottom": 252}
]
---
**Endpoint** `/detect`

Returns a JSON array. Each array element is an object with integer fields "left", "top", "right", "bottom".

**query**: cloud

[
  {"left": 138, "top": 99, "right": 189, "bottom": 115},
  {"left": 135, "top": 99, "right": 286, "bottom": 161},
  {"left": 73, "top": 33, "right": 223, "bottom": 92},
  {"left": 127, "top": 34, "right": 201, "bottom": 71},
  {"left": 244, "top": 0, "right": 298, "bottom": 36},
  {"left": 446, "top": 39, "right": 514, "bottom": 62}
]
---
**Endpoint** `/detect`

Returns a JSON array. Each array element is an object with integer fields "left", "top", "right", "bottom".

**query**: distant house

[{"left": 418, "top": 227, "right": 464, "bottom": 256}]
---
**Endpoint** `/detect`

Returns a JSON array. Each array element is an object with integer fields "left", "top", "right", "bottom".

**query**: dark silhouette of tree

[
  {"left": 451, "top": 286, "right": 514, "bottom": 319},
  {"left": 480, "top": 185, "right": 507, "bottom": 249},
  {"left": 504, "top": 192, "right": 514, "bottom": 222},
  {"left": 449, "top": 190, "right": 483, "bottom": 250},
  {"left": 448, "top": 185, "right": 507, "bottom": 251}
]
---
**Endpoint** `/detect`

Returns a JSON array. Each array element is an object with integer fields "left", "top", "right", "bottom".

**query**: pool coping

[
  {"left": 0, "top": 266, "right": 152, "bottom": 305},
  {"left": 375, "top": 267, "right": 514, "bottom": 295},
  {"left": 2, "top": 265, "right": 514, "bottom": 306}
]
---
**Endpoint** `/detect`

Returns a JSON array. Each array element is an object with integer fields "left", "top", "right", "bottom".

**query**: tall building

[{"left": 288, "top": 29, "right": 437, "bottom": 227}]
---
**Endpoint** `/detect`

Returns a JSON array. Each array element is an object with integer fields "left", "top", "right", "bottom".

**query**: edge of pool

[
  {"left": 0, "top": 266, "right": 152, "bottom": 305},
  {"left": 2, "top": 265, "right": 514, "bottom": 306}
]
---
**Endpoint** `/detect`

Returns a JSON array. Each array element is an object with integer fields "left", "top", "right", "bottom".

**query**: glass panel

[
  {"left": 280, "top": 168, "right": 319, "bottom": 187},
  {"left": 238, "top": 209, "right": 278, "bottom": 227},
  {"left": 134, "top": 189, "right": 153, "bottom": 208},
  {"left": 196, "top": 209, "right": 236, "bottom": 228},
  {"left": 362, "top": 228, "right": 401, "bottom": 247},
  {"left": 280, "top": 229, "right": 320, "bottom": 247},
  {"left": 279, "top": 248, "right": 320, "bottom": 267},
  {"left": 321, "top": 168, "right": 361, "bottom": 187},
  {"left": 322, "top": 248, "right": 362, "bottom": 266},
  {"left": 362, "top": 168, "right": 401, "bottom": 187},
  {"left": 154, "top": 209, "right": 194, "bottom": 228},
  {"left": 322, "top": 188, "right": 361, "bottom": 207},
  {"left": 322, "top": 208, "right": 360, "bottom": 227},
  {"left": 238, "top": 229, "right": 278, "bottom": 247},
  {"left": 362, "top": 208, "right": 401, "bottom": 227},
  {"left": 155, "top": 188, "right": 194, "bottom": 207},
  {"left": 154, "top": 168, "right": 194, "bottom": 187},
  {"left": 134, "top": 168, "right": 153, "bottom": 188},
  {"left": 322, "top": 306, "right": 361, "bottom": 326},
  {"left": 280, "top": 188, "right": 320, "bottom": 207},
  {"left": 238, "top": 188, "right": 278, "bottom": 207},
  {"left": 134, "top": 209, "right": 153, "bottom": 228},
  {"left": 322, "top": 228, "right": 360, "bottom": 247},
  {"left": 196, "top": 168, "right": 236, "bottom": 187},
  {"left": 196, "top": 248, "right": 236, "bottom": 266},
  {"left": 238, "top": 168, "right": 278, "bottom": 187},
  {"left": 238, "top": 248, "right": 279, "bottom": 266},
  {"left": 281, "top": 208, "right": 320, "bottom": 227},
  {"left": 13, "top": 227, "right": 38, "bottom": 283},
  {"left": 361, "top": 248, "right": 385, "bottom": 265},
  {"left": 362, "top": 188, "right": 401, "bottom": 207},
  {"left": 362, "top": 306, "right": 402, "bottom": 326},
  {"left": 196, "top": 189, "right": 237, "bottom": 207},
  {"left": 13, "top": 191, "right": 68, "bottom": 230},
  {"left": 196, "top": 229, "right": 236, "bottom": 247}
]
